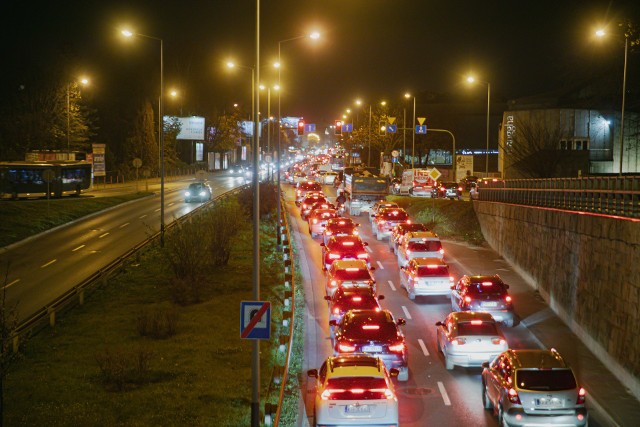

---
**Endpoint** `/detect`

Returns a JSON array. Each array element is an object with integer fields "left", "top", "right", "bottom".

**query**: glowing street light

[{"left": 404, "top": 92, "right": 416, "bottom": 168}]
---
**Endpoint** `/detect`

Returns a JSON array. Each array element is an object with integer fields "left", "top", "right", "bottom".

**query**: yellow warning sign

[
  {"left": 428, "top": 168, "right": 441, "bottom": 181},
  {"left": 417, "top": 117, "right": 426, "bottom": 125},
  {"left": 387, "top": 117, "right": 396, "bottom": 125}
]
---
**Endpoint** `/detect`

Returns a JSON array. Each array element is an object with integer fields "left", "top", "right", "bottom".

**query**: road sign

[
  {"left": 305, "top": 123, "right": 316, "bottom": 133},
  {"left": 342, "top": 123, "right": 353, "bottom": 133},
  {"left": 386, "top": 124, "right": 397, "bottom": 133},
  {"left": 391, "top": 150, "right": 399, "bottom": 158},
  {"left": 240, "top": 301, "right": 271, "bottom": 340},
  {"left": 387, "top": 117, "right": 396, "bottom": 125},
  {"left": 417, "top": 117, "right": 426, "bottom": 125},
  {"left": 132, "top": 158, "right": 142, "bottom": 168},
  {"left": 428, "top": 168, "right": 441, "bottom": 181},
  {"left": 416, "top": 125, "right": 427, "bottom": 134}
]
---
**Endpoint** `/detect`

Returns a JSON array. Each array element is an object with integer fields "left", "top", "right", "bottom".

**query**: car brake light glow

[
  {"left": 350, "top": 388, "right": 365, "bottom": 394},
  {"left": 341, "top": 241, "right": 355, "bottom": 246},
  {"left": 452, "top": 338, "right": 466, "bottom": 345},
  {"left": 338, "top": 343, "right": 356, "bottom": 352},
  {"left": 492, "top": 338, "right": 506, "bottom": 345},
  {"left": 439, "top": 248, "right": 445, "bottom": 254},
  {"left": 450, "top": 276, "right": 455, "bottom": 282},
  {"left": 406, "top": 219, "right": 411, "bottom": 224},
  {"left": 312, "top": 219, "right": 318, "bottom": 224},
  {"left": 508, "top": 388, "right": 521, "bottom": 404},
  {"left": 303, "top": 204, "right": 308, "bottom": 209},
  {"left": 357, "top": 253, "right": 368, "bottom": 259},
  {"left": 505, "top": 295, "right": 512, "bottom": 303},
  {"left": 345, "top": 267, "right": 360, "bottom": 271},
  {"left": 482, "top": 281, "right": 493, "bottom": 286},
  {"left": 464, "top": 296, "right": 472, "bottom": 303},
  {"left": 321, "top": 388, "right": 345, "bottom": 400},
  {"left": 470, "top": 320, "right": 483, "bottom": 325},
  {"left": 577, "top": 387, "right": 586, "bottom": 404},
  {"left": 333, "top": 307, "right": 340, "bottom": 315},
  {"left": 330, "top": 280, "right": 338, "bottom": 287},
  {"left": 388, "top": 343, "right": 404, "bottom": 352},
  {"left": 329, "top": 254, "right": 341, "bottom": 259},
  {"left": 325, "top": 231, "right": 332, "bottom": 235},
  {"left": 352, "top": 297, "right": 362, "bottom": 302},
  {"left": 427, "top": 265, "right": 439, "bottom": 269},
  {"left": 362, "top": 325, "right": 380, "bottom": 330}
]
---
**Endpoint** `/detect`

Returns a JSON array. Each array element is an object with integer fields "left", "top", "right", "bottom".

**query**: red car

[
  {"left": 300, "top": 194, "right": 328, "bottom": 219},
  {"left": 324, "top": 287, "right": 384, "bottom": 330},
  {"left": 322, "top": 217, "right": 360, "bottom": 245},
  {"left": 372, "top": 207, "right": 410, "bottom": 241},
  {"left": 307, "top": 208, "right": 338, "bottom": 237},
  {"left": 320, "top": 235, "right": 371, "bottom": 271}
]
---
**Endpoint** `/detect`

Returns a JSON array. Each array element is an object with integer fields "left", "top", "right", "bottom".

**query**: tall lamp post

[
  {"left": 466, "top": 76, "right": 491, "bottom": 177},
  {"left": 404, "top": 93, "right": 416, "bottom": 168},
  {"left": 596, "top": 27, "right": 629, "bottom": 176},
  {"left": 227, "top": 61, "right": 256, "bottom": 158},
  {"left": 66, "top": 77, "right": 89, "bottom": 155},
  {"left": 276, "top": 31, "right": 320, "bottom": 247},
  {"left": 122, "top": 29, "right": 166, "bottom": 246}
]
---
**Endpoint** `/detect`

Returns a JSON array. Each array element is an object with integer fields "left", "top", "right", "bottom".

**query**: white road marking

[
  {"left": 437, "top": 381, "right": 451, "bottom": 406},
  {"left": 376, "top": 261, "right": 384, "bottom": 270},
  {"left": 41, "top": 259, "right": 57, "bottom": 268},
  {"left": 154, "top": 208, "right": 161, "bottom": 212},
  {"left": 387, "top": 280, "right": 396, "bottom": 291},
  {"left": 365, "top": 246, "right": 373, "bottom": 253},
  {"left": 168, "top": 202, "right": 175, "bottom": 206},
  {"left": 496, "top": 268, "right": 510, "bottom": 271},
  {"left": 401, "top": 305, "right": 412, "bottom": 320},
  {"left": 418, "top": 338, "right": 430, "bottom": 356},
  {"left": 119, "top": 222, "right": 130, "bottom": 229},
  {"left": 139, "top": 214, "right": 147, "bottom": 219},
  {"left": 72, "top": 245, "right": 85, "bottom": 252},
  {"left": 99, "top": 232, "right": 109, "bottom": 238},
  {"left": 4, "top": 279, "right": 20, "bottom": 289}
]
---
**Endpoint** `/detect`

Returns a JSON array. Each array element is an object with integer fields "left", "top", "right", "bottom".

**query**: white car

[
  {"left": 368, "top": 201, "right": 399, "bottom": 226},
  {"left": 436, "top": 311, "right": 508, "bottom": 370},
  {"left": 399, "top": 257, "right": 453, "bottom": 300},
  {"left": 396, "top": 231, "right": 444, "bottom": 267},
  {"left": 307, "top": 354, "right": 399, "bottom": 427},
  {"left": 321, "top": 171, "right": 338, "bottom": 185}
]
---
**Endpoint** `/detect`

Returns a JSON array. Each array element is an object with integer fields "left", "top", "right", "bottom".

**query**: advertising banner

[{"left": 92, "top": 143, "right": 106, "bottom": 177}]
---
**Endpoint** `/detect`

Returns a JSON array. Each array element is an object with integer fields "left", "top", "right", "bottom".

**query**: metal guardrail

[
  {"left": 12, "top": 186, "right": 247, "bottom": 349},
  {"left": 477, "top": 176, "right": 640, "bottom": 218}
]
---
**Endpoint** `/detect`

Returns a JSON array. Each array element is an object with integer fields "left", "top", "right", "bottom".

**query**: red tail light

[
  {"left": 362, "top": 325, "right": 380, "bottom": 330},
  {"left": 492, "top": 338, "right": 506, "bottom": 345},
  {"left": 470, "top": 320, "right": 483, "bottom": 325},
  {"left": 321, "top": 388, "right": 345, "bottom": 400},
  {"left": 439, "top": 248, "right": 445, "bottom": 255},
  {"left": 508, "top": 388, "right": 521, "bottom": 404},
  {"left": 505, "top": 295, "right": 512, "bottom": 303},
  {"left": 352, "top": 296, "right": 362, "bottom": 302},
  {"left": 464, "top": 296, "right": 472, "bottom": 304},
  {"left": 452, "top": 337, "right": 466, "bottom": 345},
  {"left": 577, "top": 387, "right": 586, "bottom": 404},
  {"left": 329, "top": 280, "right": 338, "bottom": 287},
  {"left": 329, "top": 253, "right": 341, "bottom": 259},
  {"left": 357, "top": 253, "right": 368, "bottom": 259},
  {"left": 312, "top": 219, "right": 318, "bottom": 224},
  {"left": 333, "top": 307, "right": 341, "bottom": 315},
  {"left": 325, "top": 231, "right": 332, "bottom": 235},
  {"left": 303, "top": 204, "right": 308, "bottom": 209},
  {"left": 338, "top": 343, "right": 356, "bottom": 352},
  {"left": 388, "top": 343, "right": 405, "bottom": 352}
]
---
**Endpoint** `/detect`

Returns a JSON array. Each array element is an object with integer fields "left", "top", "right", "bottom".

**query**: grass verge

[
  {"left": 3, "top": 207, "right": 285, "bottom": 426},
  {"left": 0, "top": 193, "right": 152, "bottom": 248}
]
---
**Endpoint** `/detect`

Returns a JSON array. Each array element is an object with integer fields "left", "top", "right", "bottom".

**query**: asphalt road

[{"left": 288, "top": 184, "right": 619, "bottom": 427}]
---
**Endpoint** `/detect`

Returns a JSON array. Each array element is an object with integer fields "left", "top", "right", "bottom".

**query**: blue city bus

[{"left": 0, "top": 161, "right": 92, "bottom": 199}]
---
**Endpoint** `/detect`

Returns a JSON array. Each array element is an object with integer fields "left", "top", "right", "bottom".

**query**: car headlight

[
  {"left": 199, "top": 191, "right": 206, "bottom": 196},
  {"left": 185, "top": 191, "right": 191, "bottom": 196}
]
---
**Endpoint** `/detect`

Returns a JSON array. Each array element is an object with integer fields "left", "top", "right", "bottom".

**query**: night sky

[{"left": 1, "top": 0, "right": 638, "bottom": 127}]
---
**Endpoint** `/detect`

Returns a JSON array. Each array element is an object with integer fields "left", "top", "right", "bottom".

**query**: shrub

[
  {"left": 237, "top": 181, "right": 277, "bottom": 218},
  {"left": 169, "top": 276, "right": 202, "bottom": 305},
  {"left": 163, "top": 215, "right": 208, "bottom": 282},
  {"left": 95, "top": 345, "right": 153, "bottom": 392},
  {"left": 136, "top": 307, "right": 179, "bottom": 339},
  {"left": 205, "top": 199, "right": 247, "bottom": 266}
]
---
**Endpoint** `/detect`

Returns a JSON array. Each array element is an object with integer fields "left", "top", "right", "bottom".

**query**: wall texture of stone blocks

[{"left": 474, "top": 201, "right": 640, "bottom": 393}]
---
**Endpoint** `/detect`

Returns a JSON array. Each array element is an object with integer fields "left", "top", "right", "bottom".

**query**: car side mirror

[
  {"left": 397, "top": 318, "right": 406, "bottom": 326},
  {"left": 370, "top": 267, "right": 376, "bottom": 271},
  {"left": 400, "top": 266, "right": 406, "bottom": 270},
  {"left": 319, "top": 243, "right": 325, "bottom": 247},
  {"left": 329, "top": 320, "right": 337, "bottom": 327},
  {"left": 504, "top": 284, "right": 510, "bottom": 289},
  {"left": 450, "top": 284, "right": 455, "bottom": 290},
  {"left": 307, "top": 369, "right": 318, "bottom": 378},
  {"left": 364, "top": 242, "right": 369, "bottom": 246},
  {"left": 324, "top": 296, "right": 331, "bottom": 301},
  {"left": 378, "top": 295, "right": 385, "bottom": 300},
  {"left": 481, "top": 362, "right": 490, "bottom": 369},
  {"left": 389, "top": 368, "right": 399, "bottom": 377},
  {"left": 435, "top": 321, "right": 444, "bottom": 326}
]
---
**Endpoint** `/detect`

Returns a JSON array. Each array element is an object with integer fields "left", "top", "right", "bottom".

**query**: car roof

[
  {"left": 406, "top": 231, "right": 438, "bottom": 239},
  {"left": 447, "top": 311, "right": 495, "bottom": 323},
  {"left": 330, "top": 259, "right": 369, "bottom": 270},
  {"left": 326, "top": 355, "right": 385, "bottom": 378},
  {"left": 410, "top": 257, "right": 447, "bottom": 267},
  {"left": 506, "top": 349, "right": 569, "bottom": 370},
  {"left": 462, "top": 274, "right": 503, "bottom": 284}
]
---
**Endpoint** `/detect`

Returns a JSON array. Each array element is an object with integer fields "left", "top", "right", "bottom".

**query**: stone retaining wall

[{"left": 474, "top": 201, "right": 640, "bottom": 397}]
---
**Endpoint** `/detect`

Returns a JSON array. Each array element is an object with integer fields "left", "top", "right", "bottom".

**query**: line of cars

[{"left": 301, "top": 187, "right": 589, "bottom": 426}]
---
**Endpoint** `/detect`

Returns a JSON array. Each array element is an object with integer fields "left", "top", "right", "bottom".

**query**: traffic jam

[{"left": 286, "top": 153, "right": 589, "bottom": 427}]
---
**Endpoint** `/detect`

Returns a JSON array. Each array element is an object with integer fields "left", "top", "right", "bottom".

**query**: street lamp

[
  {"left": 595, "top": 26, "right": 629, "bottom": 176},
  {"left": 66, "top": 77, "right": 89, "bottom": 155},
  {"left": 466, "top": 75, "right": 491, "bottom": 176},
  {"left": 122, "top": 28, "right": 166, "bottom": 246},
  {"left": 276, "top": 30, "right": 320, "bottom": 247},
  {"left": 260, "top": 83, "right": 280, "bottom": 179}
]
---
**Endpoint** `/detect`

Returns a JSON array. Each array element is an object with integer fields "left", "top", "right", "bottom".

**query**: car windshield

[
  {"left": 408, "top": 240, "right": 442, "bottom": 251},
  {"left": 335, "top": 294, "right": 378, "bottom": 309},
  {"left": 457, "top": 322, "right": 499, "bottom": 336},
  {"left": 516, "top": 369, "right": 577, "bottom": 391},
  {"left": 397, "top": 224, "right": 428, "bottom": 235},
  {"left": 466, "top": 282, "right": 506, "bottom": 296},
  {"left": 324, "top": 377, "right": 388, "bottom": 400},
  {"left": 189, "top": 184, "right": 204, "bottom": 190},
  {"left": 345, "top": 313, "right": 398, "bottom": 340},
  {"left": 416, "top": 265, "right": 449, "bottom": 276},
  {"left": 332, "top": 269, "right": 372, "bottom": 281}
]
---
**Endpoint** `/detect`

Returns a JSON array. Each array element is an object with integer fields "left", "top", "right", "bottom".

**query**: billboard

[
  {"left": 92, "top": 143, "right": 106, "bottom": 177},
  {"left": 456, "top": 154, "right": 474, "bottom": 180},
  {"left": 164, "top": 116, "right": 205, "bottom": 140}
]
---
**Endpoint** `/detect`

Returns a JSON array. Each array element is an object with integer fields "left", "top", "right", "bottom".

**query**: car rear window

[
  {"left": 408, "top": 241, "right": 442, "bottom": 251},
  {"left": 346, "top": 314, "right": 398, "bottom": 340},
  {"left": 333, "top": 269, "right": 373, "bottom": 281},
  {"left": 416, "top": 265, "right": 449, "bottom": 276},
  {"left": 380, "top": 210, "right": 409, "bottom": 220},
  {"left": 466, "top": 282, "right": 506, "bottom": 296},
  {"left": 335, "top": 294, "right": 378, "bottom": 309},
  {"left": 516, "top": 369, "right": 577, "bottom": 391},
  {"left": 457, "top": 322, "right": 499, "bottom": 336},
  {"left": 325, "top": 377, "right": 388, "bottom": 400}
]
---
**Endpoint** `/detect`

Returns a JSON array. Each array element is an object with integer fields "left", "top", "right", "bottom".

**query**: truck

[
  {"left": 399, "top": 168, "right": 436, "bottom": 197},
  {"left": 342, "top": 167, "right": 389, "bottom": 216}
]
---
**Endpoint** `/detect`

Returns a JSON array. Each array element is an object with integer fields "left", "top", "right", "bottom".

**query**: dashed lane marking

[
  {"left": 418, "top": 338, "right": 430, "bottom": 356},
  {"left": 154, "top": 208, "right": 161, "bottom": 212},
  {"left": 437, "top": 381, "right": 451, "bottom": 406},
  {"left": 4, "top": 279, "right": 20, "bottom": 289},
  {"left": 376, "top": 261, "right": 384, "bottom": 270},
  {"left": 402, "top": 305, "right": 412, "bottom": 320},
  {"left": 365, "top": 246, "right": 373, "bottom": 253},
  {"left": 72, "top": 245, "right": 85, "bottom": 252},
  {"left": 139, "top": 214, "right": 147, "bottom": 219},
  {"left": 99, "top": 232, "right": 109, "bottom": 238},
  {"left": 119, "top": 222, "right": 130, "bottom": 228},
  {"left": 387, "top": 280, "right": 397, "bottom": 291},
  {"left": 41, "top": 259, "right": 57, "bottom": 268}
]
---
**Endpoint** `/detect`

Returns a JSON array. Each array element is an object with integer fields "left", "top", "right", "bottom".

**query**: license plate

[
  {"left": 362, "top": 345, "right": 383, "bottom": 352},
  {"left": 536, "top": 397, "right": 562, "bottom": 407},
  {"left": 345, "top": 404, "right": 370, "bottom": 414},
  {"left": 482, "top": 301, "right": 498, "bottom": 307}
]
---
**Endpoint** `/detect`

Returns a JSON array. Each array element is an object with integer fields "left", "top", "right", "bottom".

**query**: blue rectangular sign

[
  {"left": 305, "top": 124, "right": 316, "bottom": 132},
  {"left": 386, "top": 124, "right": 397, "bottom": 133},
  {"left": 416, "top": 125, "right": 427, "bottom": 134},
  {"left": 342, "top": 123, "right": 353, "bottom": 133},
  {"left": 240, "top": 301, "right": 271, "bottom": 340}
]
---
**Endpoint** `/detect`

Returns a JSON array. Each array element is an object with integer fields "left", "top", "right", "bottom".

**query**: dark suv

[
  {"left": 482, "top": 349, "right": 588, "bottom": 427},
  {"left": 451, "top": 274, "right": 515, "bottom": 327},
  {"left": 184, "top": 182, "right": 212, "bottom": 203},
  {"left": 331, "top": 309, "right": 409, "bottom": 381}
]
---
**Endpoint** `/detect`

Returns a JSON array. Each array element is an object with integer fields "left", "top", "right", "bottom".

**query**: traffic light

[
  {"left": 297, "top": 120, "right": 305, "bottom": 136},
  {"left": 335, "top": 120, "right": 342, "bottom": 135},
  {"left": 379, "top": 121, "right": 386, "bottom": 136}
]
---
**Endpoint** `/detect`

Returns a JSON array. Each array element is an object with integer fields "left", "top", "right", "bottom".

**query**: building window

[{"left": 559, "top": 140, "right": 569, "bottom": 150}]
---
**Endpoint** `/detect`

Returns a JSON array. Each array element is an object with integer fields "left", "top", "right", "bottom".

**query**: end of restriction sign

[{"left": 240, "top": 301, "right": 271, "bottom": 340}]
